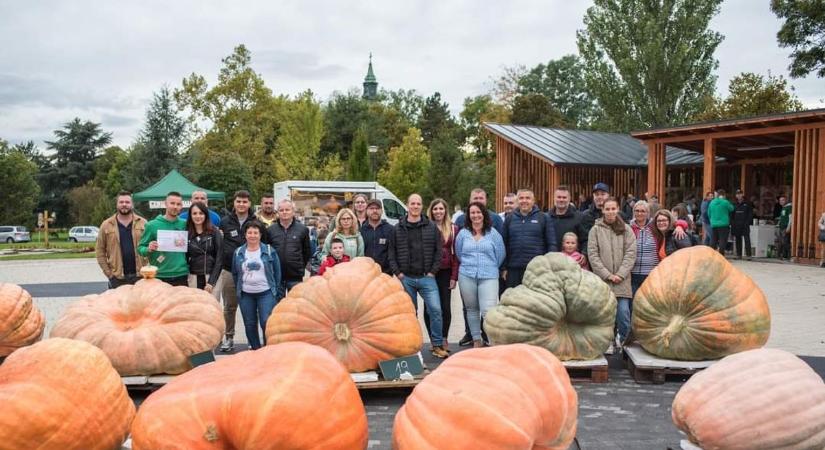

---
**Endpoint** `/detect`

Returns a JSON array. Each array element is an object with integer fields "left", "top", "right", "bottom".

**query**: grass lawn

[
  {"left": 0, "top": 252, "right": 97, "bottom": 261},
  {"left": 0, "top": 230, "right": 94, "bottom": 250}
]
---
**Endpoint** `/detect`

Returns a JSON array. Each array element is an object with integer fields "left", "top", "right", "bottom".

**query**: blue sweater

[
  {"left": 502, "top": 206, "right": 558, "bottom": 269},
  {"left": 455, "top": 228, "right": 506, "bottom": 279}
]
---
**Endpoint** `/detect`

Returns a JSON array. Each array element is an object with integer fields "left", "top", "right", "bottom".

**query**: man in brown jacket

[{"left": 96, "top": 191, "right": 147, "bottom": 288}]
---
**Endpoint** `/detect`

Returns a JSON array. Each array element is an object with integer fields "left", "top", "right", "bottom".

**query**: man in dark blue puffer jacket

[{"left": 501, "top": 189, "right": 558, "bottom": 288}]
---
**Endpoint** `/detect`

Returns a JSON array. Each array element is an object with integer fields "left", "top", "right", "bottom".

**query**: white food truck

[{"left": 272, "top": 181, "right": 408, "bottom": 225}]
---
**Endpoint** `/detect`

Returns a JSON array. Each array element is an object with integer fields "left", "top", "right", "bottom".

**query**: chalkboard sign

[
  {"left": 189, "top": 351, "right": 216, "bottom": 368},
  {"left": 378, "top": 353, "right": 424, "bottom": 381}
]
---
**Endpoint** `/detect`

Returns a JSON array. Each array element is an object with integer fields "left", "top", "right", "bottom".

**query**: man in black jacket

[
  {"left": 217, "top": 190, "right": 259, "bottom": 352},
  {"left": 267, "top": 199, "right": 311, "bottom": 298},
  {"left": 502, "top": 189, "right": 557, "bottom": 288},
  {"left": 731, "top": 189, "right": 754, "bottom": 260},
  {"left": 389, "top": 193, "right": 447, "bottom": 359},
  {"left": 361, "top": 199, "right": 394, "bottom": 274},
  {"left": 580, "top": 182, "right": 611, "bottom": 253},
  {"left": 549, "top": 185, "right": 587, "bottom": 251}
]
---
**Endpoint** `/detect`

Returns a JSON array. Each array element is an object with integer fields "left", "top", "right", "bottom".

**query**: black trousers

[
  {"left": 732, "top": 228, "right": 752, "bottom": 257},
  {"left": 710, "top": 227, "right": 730, "bottom": 255},
  {"left": 424, "top": 269, "right": 452, "bottom": 344},
  {"left": 505, "top": 268, "right": 526, "bottom": 289},
  {"left": 158, "top": 275, "right": 189, "bottom": 287},
  {"left": 108, "top": 274, "right": 140, "bottom": 289}
]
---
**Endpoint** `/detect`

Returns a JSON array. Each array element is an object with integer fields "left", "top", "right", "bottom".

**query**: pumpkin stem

[
  {"left": 203, "top": 424, "right": 219, "bottom": 442},
  {"left": 334, "top": 323, "right": 351, "bottom": 342},
  {"left": 661, "top": 315, "right": 685, "bottom": 347},
  {"left": 139, "top": 265, "right": 158, "bottom": 279}
]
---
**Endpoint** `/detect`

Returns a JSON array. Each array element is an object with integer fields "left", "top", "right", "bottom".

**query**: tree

[
  {"left": 40, "top": 118, "right": 112, "bottom": 225},
  {"left": 193, "top": 148, "right": 255, "bottom": 199},
  {"left": 518, "top": 55, "right": 600, "bottom": 128},
  {"left": 577, "top": 0, "right": 724, "bottom": 132},
  {"left": 772, "top": 0, "right": 825, "bottom": 78},
  {"left": 428, "top": 131, "right": 464, "bottom": 206},
  {"left": 417, "top": 92, "right": 458, "bottom": 147},
  {"left": 274, "top": 90, "right": 342, "bottom": 182},
  {"left": 694, "top": 72, "right": 805, "bottom": 121},
  {"left": 0, "top": 150, "right": 40, "bottom": 226},
  {"left": 66, "top": 184, "right": 110, "bottom": 227},
  {"left": 92, "top": 146, "right": 129, "bottom": 198},
  {"left": 459, "top": 95, "right": 511, "bottom": 155},
  {"left": 348, "top": 127, "right": 371, "bottom": 181},
  {"left": 511, "top": 93, "right": 569, "bottom": 127},
  {"left": 321, "top": 90, "right": 368, "bottom": 162},
  {"left": 381, "top": 88, "right": 426, "bottom": 124},
  {"left": 490, "top": 65, "right": 527, "bottom": 108},
  {"left": 378, "top": 128, "right": 431, "bottom": 202},
  {"left": 124, "top": 87, "right": 187, "bottom": 191}
]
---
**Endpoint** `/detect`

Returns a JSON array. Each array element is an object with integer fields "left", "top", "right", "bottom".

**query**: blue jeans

[
  {"left": 458, "top": 274, "right": 499, "bottom": 341},
  {"left": 616, "top": 297, "right": 632, "bottom": 342},
  {"left": 239, "top": 290, "right": 276, "bottom": 349},
  {"left": 401, "top": 275, "right": 443, "bottom": 346},
  {"left": 630, "top": 273, "right": 648, "bottom": 299},
  {"left": 278, "top": 279, "right": 302, "bottom": 300}
]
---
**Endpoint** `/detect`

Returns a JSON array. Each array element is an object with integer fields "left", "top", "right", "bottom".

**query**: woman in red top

[{"left": 424, "top": 198, "right": 459, "bottom": 352}]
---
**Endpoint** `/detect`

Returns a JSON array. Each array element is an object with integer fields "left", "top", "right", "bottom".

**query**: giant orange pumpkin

[
  {"left": 632, "top": 246, "right": 770, "bottom": 360},
  {"left": 131, "top": 341, "right": 368, "bottom": 450},
  {"left": 672, "top": 348, "right": 825, "bottom": 449},
  {"left": 393, "top": 344, "right": 578, "bottom": 450},
  {"left": 0, "top": 338, "right": 135, "bottom": 450},
  {"left": 0, "top": 283, "right": 45, "bottom": 357},
  {"left": 50, "top": 267, "right": 224, "bottom": 375},
  {"left": 266, "top": 257, "right": 423, "bottom": 372}
]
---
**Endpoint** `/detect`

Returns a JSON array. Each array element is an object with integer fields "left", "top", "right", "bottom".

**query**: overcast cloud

[{"left": 0, "top": 0, "right": 821, "bottom": 148}]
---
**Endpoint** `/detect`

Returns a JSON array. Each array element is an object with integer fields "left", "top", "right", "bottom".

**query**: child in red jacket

[{"left": 318, "top": 238, "right": 351, "bottom": 275}]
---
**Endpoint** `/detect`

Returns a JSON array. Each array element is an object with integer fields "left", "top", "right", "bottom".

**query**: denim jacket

[{"left": 231, "top": 243, "right": 282, "bottom": 299}]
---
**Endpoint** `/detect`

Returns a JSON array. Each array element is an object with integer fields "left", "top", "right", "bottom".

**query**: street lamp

[{"left": 368, "top": 145, "right": 378, "bottom": 180}]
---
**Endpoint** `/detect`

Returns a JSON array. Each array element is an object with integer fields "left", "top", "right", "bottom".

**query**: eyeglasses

[
  {"left": 633, "top": 210, "right": 647, "bottom": 214},
  {"left": 340, "top": 217, "right": 353, "bottom": 221}
]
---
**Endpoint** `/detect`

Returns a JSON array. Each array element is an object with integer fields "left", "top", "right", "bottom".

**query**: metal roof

[{"left": 484, "top": 123, "right": 711, "bottom": 167}]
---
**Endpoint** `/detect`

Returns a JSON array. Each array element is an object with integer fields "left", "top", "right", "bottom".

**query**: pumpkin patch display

[
  {"left": 0, "top": 338, "right": 135, "bottom": 450},
  {"left": 50, "top": 266, "right": 224, "bottom": 375},
  {"left": 266, "top": 257, "right": 422, "bottom": 372},
  {"left": 632, "top": 246, "right": 770, "bottom": 360},
  {"left": 672, "top": 348, "right": 825, "bottom": 449},
  {"left": 393, "top": 344, "right": 577, "bottom": 450},
  {"left": 483, "top": 253, "right": 617, "bottom": 360},
  {"left": 131, "top": 341, "right": 368, "bottom": 450},
  {"left": 0, "top": 283, "right": 45, "bottom": 357}
]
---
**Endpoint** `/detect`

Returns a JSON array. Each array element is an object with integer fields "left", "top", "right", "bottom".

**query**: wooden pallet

[
  {"left": 563, "top": 357, "right": 609, "bottom": 383},
  {"left": 624, "top": 344, "right": 717, "bottom": 384},
  {"left": 353, "top": 369, "right": 430, "bottom": 390}
]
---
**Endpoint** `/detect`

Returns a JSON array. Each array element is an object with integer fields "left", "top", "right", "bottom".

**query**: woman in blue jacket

[
  {"left": 231, "top": 220, "right": 282, "bottom": 350},
  {"left": 455, "top": 202, "right": 505, "bottom": 348}
]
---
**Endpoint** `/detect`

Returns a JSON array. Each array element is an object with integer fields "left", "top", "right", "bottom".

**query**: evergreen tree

[
  {"left": 418, "top": 92, "right": 458, "bottom": 147},
  {"left": 348, "top": 127, "right": 372, "bottom": 181},
  {"left": 511, "top": 94, "right": 569, "bottom": 128}
]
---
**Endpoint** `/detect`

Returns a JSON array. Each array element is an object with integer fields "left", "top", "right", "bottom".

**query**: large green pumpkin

[{"left": 484, "top": 253, "right": 616, "bottom": 360}]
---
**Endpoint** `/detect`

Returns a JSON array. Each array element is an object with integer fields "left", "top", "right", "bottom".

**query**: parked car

[
  {"left": 0, "top": 226, "right": 31, "bottom": 243},
  {"left": 68, "top": 226, "right": 99, "bottom": 242}
]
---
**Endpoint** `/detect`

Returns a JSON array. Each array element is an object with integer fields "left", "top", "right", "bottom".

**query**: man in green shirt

[
  {"left": 138, "top": 191, "right": 189, "bottom": 286},
  {"left": 777, "top": 197, "right": 793, "bottom": 260},
  {"left": 708, "top": 189, "right": 735, "bottom": 255}
]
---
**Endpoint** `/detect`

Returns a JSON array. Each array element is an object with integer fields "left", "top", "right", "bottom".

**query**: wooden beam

[
  {"left": 740, "top": 163, "right": 750, "bottom": 193},
  {"left": 646, "top": 142, "right": 666, "bottom": 204},
  {"left": 703, "top": 138, "right": 716, "bottom": 195},
  {"left": 644, "top": 122, "right": 823, "bottom": 145},
  {"left": 817, "top": 127, "right": 825, "bottom": 262}
]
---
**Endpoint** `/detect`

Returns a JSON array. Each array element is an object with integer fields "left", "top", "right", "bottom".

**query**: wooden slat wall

[
  {"left": 791, "top": 128, "right": 823, "bottom": 260},
  {"left": 647, "top": 143, "right": 667, "bottom": 204},
  {"left": 558, "top": 165, "right": 642, "bottom": 204},
  {"left": 495, "top": 138, "right": 553, "bottom": 210}
]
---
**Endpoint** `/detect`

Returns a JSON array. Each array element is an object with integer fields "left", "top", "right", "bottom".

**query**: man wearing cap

[
  {"left": 580, "top": 182, "right": 611, "bottom": 253},
  {"left": 731, "top": 189, "right": 753, "bottom": 260},
  {"left": 361, "top": 199, "right": 394, "bottom": 274}
]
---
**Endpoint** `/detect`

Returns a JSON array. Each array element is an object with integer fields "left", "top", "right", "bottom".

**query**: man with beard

[
  {"left": 96, "top": 190, "right": 147, "bottom": 288},
  {"left": 138, "top": 191, "right": 189, "bottom": 286},
  {"left": 257, "top": 193, "right": 278, "bottom": 228}
]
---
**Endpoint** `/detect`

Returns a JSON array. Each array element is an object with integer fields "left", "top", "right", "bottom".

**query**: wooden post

[
  {"left": 817, "top": 128, "right": 825, "bottom": 263},
  {"left": 646, "top": 142, "right": 666, "bottom": 204},
  {"left": 740, "top": 163, "right": 751, "bottom": 193},
  {"left": 43, "top": 209, "right": 49, "bottom": 248},
  {"left": 703, "top": 138, "right": 716, "bottom": 196}
]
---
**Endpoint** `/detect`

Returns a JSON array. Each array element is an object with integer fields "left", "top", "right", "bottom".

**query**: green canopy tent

[{"left": 133, "top": 169, "right": 225, "bottom": 209}]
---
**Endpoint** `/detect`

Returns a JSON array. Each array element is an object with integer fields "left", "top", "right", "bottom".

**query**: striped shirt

[{"left": 631, "top": 220, "right": 659, "bottom": 275}]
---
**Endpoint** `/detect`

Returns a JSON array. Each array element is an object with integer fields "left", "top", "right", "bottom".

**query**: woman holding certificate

[
  {"left": 185, "top": 202, "right": 223, "bottom": 295},
  {"left": 231, "top": 221, "right": 281, "bottom": 350}
]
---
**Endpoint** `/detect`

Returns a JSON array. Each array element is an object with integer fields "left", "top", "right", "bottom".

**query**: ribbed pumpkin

[
  {"left": 131, "top": 341, "right": 368, "bottom": 450},
  {"left": 0, "top": 338, "right": 135, "bottom": 450},
  {"left": 484, "top": 253, "right": 616, "bottom": 360},
  {"left": 393, "top": 344, "right": 577, "bottom": 449},
  {"left": 50, "top": 266, "right": 225, "bottom": 375},
  {"left": 266, "top": 257, "right": 422, "bottom": 372},
  {"left": 632, "top": 246, "right": 770, "bottom": 360},
  {"left": 0, "top": 283, "right": 45, "bottom": 357},
  {"left": 673, "top": 348, "right": 825, "bottom": 449}
]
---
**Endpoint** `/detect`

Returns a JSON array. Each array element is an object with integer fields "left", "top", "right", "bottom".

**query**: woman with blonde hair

[
  {"left": 322, "top": 208, "right": 364, "bottom": 259},
  {"left": 424, "top": 198, "right": 459, "bottom": 351}
]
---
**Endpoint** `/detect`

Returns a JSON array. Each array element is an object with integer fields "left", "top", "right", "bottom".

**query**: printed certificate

[{"left": 157, "top": 230, "right": 188, "bottom": 253}]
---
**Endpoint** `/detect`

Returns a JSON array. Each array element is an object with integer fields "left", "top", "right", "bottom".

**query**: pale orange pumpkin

[
  {"left": 131, "top": 341, "right": 368, "bottom": 450},
  {"left": 50, "top": 267, "right": 224, "bottom": 375},
  {"left": 0, "top": 338, "right": 135, "bottom": 450},
  {"left": 672, "top": 348, "right": 825, "bottom": 449},
  {"left": 0, "top": 283, "right": 45, "bottom": 357},
  {"left": 266, "top": 257, "right": 422, "bottom": 372},
  {"left": 632, "top": 246, "right": 771, "bottom": 360},
  {"left": 393, "top": 344, "right": 578, "bottom": 450}
]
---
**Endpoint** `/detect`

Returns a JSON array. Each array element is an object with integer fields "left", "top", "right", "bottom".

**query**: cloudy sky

[{"left": 0, "top": 0, "right": 821, "bottom": 149}]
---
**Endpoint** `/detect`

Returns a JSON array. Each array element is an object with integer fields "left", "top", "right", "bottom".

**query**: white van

[{"left": 272, "top": 181, "right": 408, "bottom": 225}]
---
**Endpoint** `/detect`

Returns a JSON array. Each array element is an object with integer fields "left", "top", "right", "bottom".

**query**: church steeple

[{"left": 362, "top": 53, "right": 378, "bottom": 101}]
